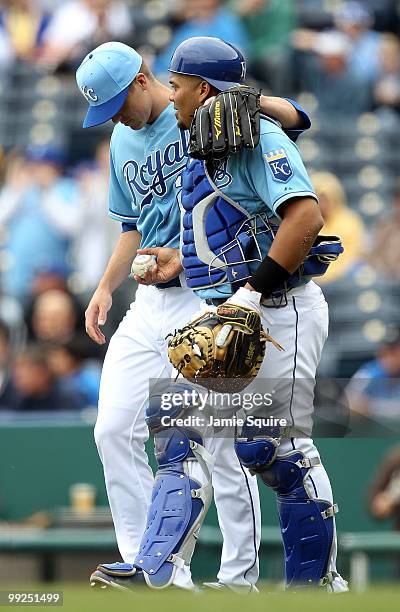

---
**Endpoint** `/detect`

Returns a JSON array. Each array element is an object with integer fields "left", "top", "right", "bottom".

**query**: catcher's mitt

[
  {"left": 167, "top": 303, "right": 283, "bottom": 392},
  {"left": 188, "top": 86, "right": 261, "bottom": 162}
]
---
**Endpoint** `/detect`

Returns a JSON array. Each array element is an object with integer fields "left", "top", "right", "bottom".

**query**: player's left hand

[
  {"left": 226, "top": 286, "right": 263, "bottom": 315},
  {"left": 134, "top": 247, "right": 182, "bottom": 285}
]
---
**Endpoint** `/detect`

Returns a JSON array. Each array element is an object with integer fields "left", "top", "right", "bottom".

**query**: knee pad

[
  {"left": 261, "top": 450, "right": 339, "bottom": 589},
  {"left": 234, "top": 420, "right": 281, "bottom": 472},
  {"left": 235, "top": 438, "right": 279, "bottom": 472},
  {"left": 133, "top": 385, "right": 213, "bottom": 589}
]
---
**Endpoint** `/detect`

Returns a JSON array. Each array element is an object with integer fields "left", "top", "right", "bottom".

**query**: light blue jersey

[
  {"left": 216, "top": 117, "right": 316, "bottom": 219},
  {"left": 108, "top": 104, "right": 311, "bottom": 254},
  {"left": 188, "top": 117, "right": 318, "bottom": 301},
  {"left": 108, "top": 104, "right": 187, "bottom": 249}
]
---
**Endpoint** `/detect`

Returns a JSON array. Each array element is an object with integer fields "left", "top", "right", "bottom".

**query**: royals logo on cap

[
  {"left": 264, "top": 149, "right": 293, "bottom": 183},
  {"left": 80, "top": 85, "right": 98, "bottom": 102},
  {"left": 76, "top": 42, "right": 142, "bottom": 128}
]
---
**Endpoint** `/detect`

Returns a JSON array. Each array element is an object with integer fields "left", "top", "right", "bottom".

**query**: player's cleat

[
  {"left": 90, "top": 561, "right": 201, "bottom": 593},
  {"left": 202, "top": 581, "right": 259, "bottom": 594},
  {"left": 324, "top": 572, "right": 349, "bottom": 593},
  {"left": 90, "top": 562, "right": 146, "bottom": 591}
]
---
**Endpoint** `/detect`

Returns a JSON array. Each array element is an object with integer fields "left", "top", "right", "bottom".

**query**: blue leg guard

[
  {"left": 133, "top": 386, "right": 214, "bottom": 589},
  {"left": 235, "top": 438, "right": 339, "bottom": 589},
  {"left": 234, "top": 422, "right": 280, "bottom": 472}
]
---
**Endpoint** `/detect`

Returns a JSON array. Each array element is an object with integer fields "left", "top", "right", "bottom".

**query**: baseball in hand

[{"left": 131, "top": 254, "right": 157, "bottom": 278}]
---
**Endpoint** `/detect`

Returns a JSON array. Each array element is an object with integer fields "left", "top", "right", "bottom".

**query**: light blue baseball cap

[{"left": 76, "top": 42, "right": 142, "bottom": 128}]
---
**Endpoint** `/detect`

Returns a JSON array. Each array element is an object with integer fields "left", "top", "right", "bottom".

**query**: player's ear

[
  {"left": 199, "top": 80, "right": 212, "bottom": 104},
  {"left": 135, "top": 73, "right": 148, "bottom": 90}
]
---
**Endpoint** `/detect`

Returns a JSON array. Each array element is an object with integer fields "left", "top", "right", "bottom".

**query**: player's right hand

[
  {"left": 85, "top": 288, "right": 112, "bottom": 345},
  {"left": 135, "top": 247, "right": 182, "bottom": 285}
]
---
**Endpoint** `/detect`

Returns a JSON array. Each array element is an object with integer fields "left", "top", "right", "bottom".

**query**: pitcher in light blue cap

[{"left": 76, "top": 41, "right": 142, "bottom": 128}]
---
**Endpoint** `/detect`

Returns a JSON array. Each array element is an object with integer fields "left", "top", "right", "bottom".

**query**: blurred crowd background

[
  {"left": 0, "top": 0, "right": 400, "bottom": 425},
  {"left": 0, "top": 0, "right": 399, "bottom": 583}
]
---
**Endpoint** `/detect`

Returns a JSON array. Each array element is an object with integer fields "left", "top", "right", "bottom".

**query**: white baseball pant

[{"left": 256, "top": 281, "right": 347, "bottom": 592}]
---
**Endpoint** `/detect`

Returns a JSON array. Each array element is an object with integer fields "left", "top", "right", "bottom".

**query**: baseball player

[
  {"left": 134, "top": 37, "right": 349, "bottom": 591},
  {"left": 76, "top": 40, "right": 311, "bottom": 592}
]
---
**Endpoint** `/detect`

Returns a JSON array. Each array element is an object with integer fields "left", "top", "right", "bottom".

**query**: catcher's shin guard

[
  {"left": 261, "top": 451, "right": 339, "bottom": 589},
  {"left": 235, "top": 441, "right": 340, "bottom": 589},
  {"left": 133, "top": 389, "right": 213, "bottom": 589}
]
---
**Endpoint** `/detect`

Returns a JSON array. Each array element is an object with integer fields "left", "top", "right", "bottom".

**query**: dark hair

[
  {"left": 16, "top": 344, "right": 50, "bottom": 368},
  {"left": 58, "top": 334, "right": 94, "bottom": 362}
]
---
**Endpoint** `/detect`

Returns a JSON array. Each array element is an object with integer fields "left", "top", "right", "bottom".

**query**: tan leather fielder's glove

[{"left": 167, "top": 303, "right": 282, "bottom": 393}]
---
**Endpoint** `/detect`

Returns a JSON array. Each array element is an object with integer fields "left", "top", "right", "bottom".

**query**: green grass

[{"left": 1, "top": 584, "right": 399, "bottom": 612}]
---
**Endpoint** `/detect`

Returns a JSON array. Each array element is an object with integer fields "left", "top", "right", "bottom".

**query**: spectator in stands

[
  {"left": 311, "top": 171, "right": 365, "bottom": 284},
  {"left": 29, "top": 289, "right": 81, "bottom": 344},
  {"left": 72, "top": 138, "right": 120, "bottom": 293},
  {"left": 152, "top": 0, "right": 248, "bottom": 78},
  {"left": 25, "top": 283, "right": 103, "bottom": 357},
  {"left": 30, "top": 265, "right": 70, "bottom": 297},
  {"left": 346, "top": 329, "right": 400, "bottom": 427},
  {"left": 300, "top": 31, "right": 372, "bottom": 117},
  {"left": 233, "top": 0, "right": 295, "bottom": 95},
  {"left": 292, "top": 2, "right": 379, "bottom": 108},
  {"left": 0, "top": 146, "right": 81, "bottom": 301},
  {"left": 368, "top": 445, "right": 400, "bottom": 576},
  {"left": 373, "top": 34, "right": 400, "bottom": 115},
  {"left": 369, "top": 446, "right": 400, "bottom": 524},
  {"left": 47, "top": 335, "right": 101, "bottom": 407},
  {"left": 38, "top": 0, "right": 133, "bottom": 71},
  {"left": 368, "top": 183, "right": 400, "bottom": 281},
  {"left": 0, "top": 0, "right": 51, "bottom": 64},
  {"left": 0, "top": 344, "right": 84, "bottom": 411},
  {"left": 334, "top": 2, "right": 381, "bottom": 83}
]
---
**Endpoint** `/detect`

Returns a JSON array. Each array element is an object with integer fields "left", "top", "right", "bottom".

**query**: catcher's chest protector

[
  {"left": 181, "top": 159, "right": 255, "bottom": 292},
  {"left": 181, "top": 159, "right": 344, "bottom": 295}
]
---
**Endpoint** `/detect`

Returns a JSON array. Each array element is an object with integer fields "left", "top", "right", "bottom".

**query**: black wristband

[{"left": 248, "top": 256, "right": 291, "bottom": 298}]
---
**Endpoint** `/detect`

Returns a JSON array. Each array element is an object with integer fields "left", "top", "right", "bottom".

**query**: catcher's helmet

[{"left": 169, "top": 36, "right": 246, "bottom": 92}]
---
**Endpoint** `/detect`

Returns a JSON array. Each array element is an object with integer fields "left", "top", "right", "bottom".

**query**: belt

[
  {"left": 155, "top": 277, "right": 181, "bottom": 289},
  {"left": 206, "top": 294, "right": 289, "bottom": 309},
  {"left": 206, "top": 298, "right": 226, "bottom": 306}
]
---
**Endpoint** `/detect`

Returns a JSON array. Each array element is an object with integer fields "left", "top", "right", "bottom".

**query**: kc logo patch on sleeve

[{"left": 264, "top": 149, "right": 293, "bottom": 183}]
